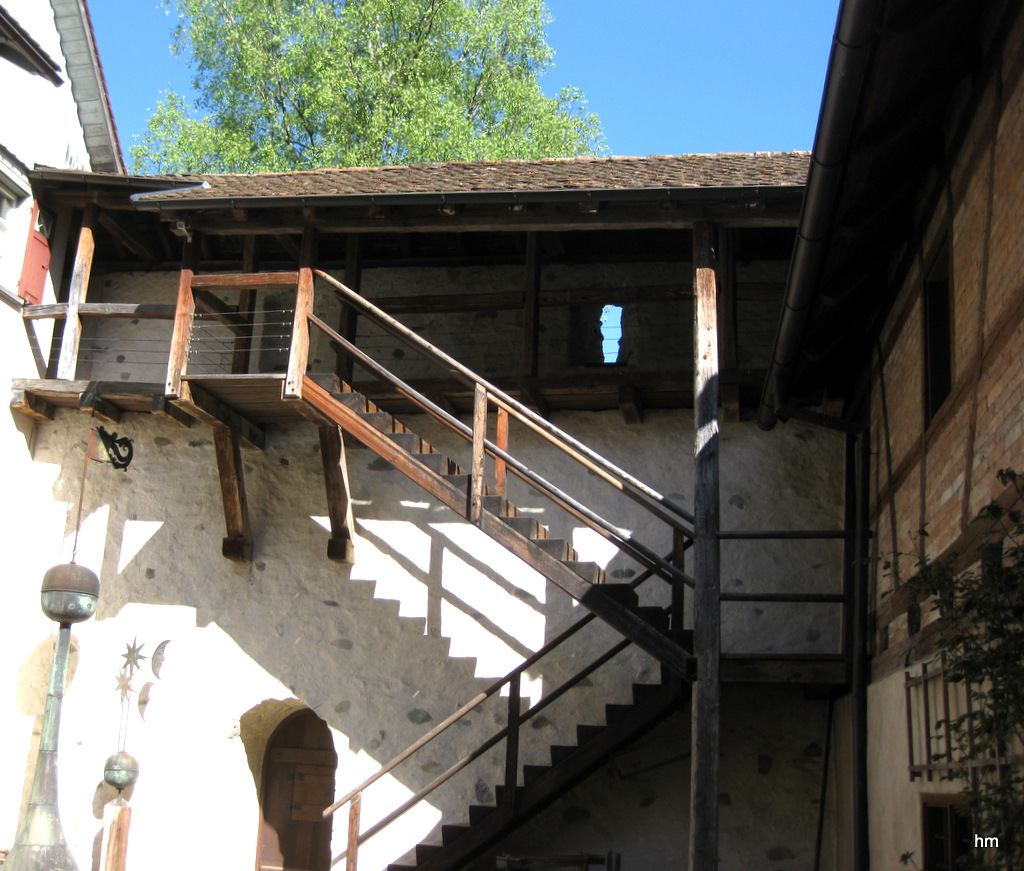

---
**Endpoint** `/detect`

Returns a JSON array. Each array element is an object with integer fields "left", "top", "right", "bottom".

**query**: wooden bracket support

[
  {"left": 319, "top": 424, "right": 355, "bottom": 563},
  {"left": 214, "top": 426, "right": 252, "bottom": 562}
]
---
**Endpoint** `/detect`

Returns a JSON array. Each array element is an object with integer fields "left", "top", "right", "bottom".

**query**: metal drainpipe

[
  {"left": 852, "top": 428, "right": 871, "bottom": 868},
  {"left": 757, "top": 0, "right": 884, "bottom": 430}
]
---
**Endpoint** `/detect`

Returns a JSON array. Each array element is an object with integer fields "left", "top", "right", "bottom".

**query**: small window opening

[{"left": 600, "top": 304, "right": 623, "bottom": 364}]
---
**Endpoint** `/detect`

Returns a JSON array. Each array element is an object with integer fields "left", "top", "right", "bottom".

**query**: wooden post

[
  {"left": 101, "top": 796, "right": 131, "bottom": 871},
  {"left": 56, "top": 205, "right": 96, "bottom": 380},
  {"left": 166, "top": 236, "right": 198, "bottom": 398},
  {"left": 285, "top": 228, "right": 316, "bottom": 398},
  {"left": 495, "top": 407, "right": 509, "bottom": 499},
  {"left": 672, "top": 527, "right": 687, "bottom": 634},
  {"left": 346, "top": 792, "right": 361, "bottom": 871},
  {"left": 338, "top": 234, "right": 362, "bottom": 381},
  {"left": 320, "top": 424, "right": 355, "bottom": 562},
  {"left": 231, "top": 235, "right": 258, "bottom": 374},
  {"left": 521, "top": 232, "right": 547, "bottom": 415},
  {"left": 503, "top": 672, "right": 521, "bottom": 817},
  {"left": 689, "top": 220, "right": 721, "bottom": 871},
  {"left": 717, "top": 228, "right": 739, "bottom": 422},
  {"left": 471, "top": 383, "right": 487, "bottom": 524},
  {"left": 214, "top": 426, "right": 252, "bottom": 561}
]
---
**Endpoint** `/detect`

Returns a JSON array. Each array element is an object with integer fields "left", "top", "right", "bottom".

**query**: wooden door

[{"left": 257, "top": 709, "right": 337, "bottom": 871}]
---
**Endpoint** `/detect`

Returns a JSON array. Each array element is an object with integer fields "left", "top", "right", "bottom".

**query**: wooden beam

[
  {"left": 97, "top": 211, "right": 160, "bottom": 264},
  {"left": 193, "top": 289, "right": 248, "bottom": 333},
  {"left": 284, "top": 228, "right": 317, "bottom": 398},
  {"left": 717, "top": 228, "right": 740, "bottom": 423},
  {"left": 172, "top": 381, "right": 265, "bottom": 450},
  {"left": 57, "top": 205, "right": 96, "bottom": 380},
  {"left": 618, "top": 384, "right": 643, "bottom": 426},
  {"left": 190, "top": 271, "right": 298, "bottom": 289},
  {"left": 522, "top": 232, "right": 541, "bottom": 379},
  {"left": 166, "top": 237, "right": 198, "bottom": 397},
  {"left": 689, "top": 220, "right": 721, "bottom": 871},
  {"left": 149, "top": 394, "right": 194, "bottom": 428},
  {"left": 79, "top": 390, "right": 122, "bottom": 423},
  {"left": 232, "top": 236, "right": 259, "bottom": 374},
  {"left": 319, "top": 424, "right": 356, "bottom": 562},
  {"left": 338, "top": 234, "right": 362, "bottom": 380},
  {"left": 182, "top": 197, "right": 804, "bottom": 237},
  {"left": 10, "top": 388, "right": 54, "bottom": 421},
  {"left": 213, "top": 426, "right": 252, "bottom": 561}
]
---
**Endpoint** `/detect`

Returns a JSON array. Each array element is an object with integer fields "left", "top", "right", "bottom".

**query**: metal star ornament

[
  {"left": 115, "top": 670, "right": 133, "bottom": 701},
  {"left": 121, "top": 637, "right": 147, "bottom": 672}
]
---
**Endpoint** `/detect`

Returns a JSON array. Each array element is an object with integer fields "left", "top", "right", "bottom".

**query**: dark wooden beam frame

[{"left": 689, "top": 220, "right": 721, "bottom": 871}]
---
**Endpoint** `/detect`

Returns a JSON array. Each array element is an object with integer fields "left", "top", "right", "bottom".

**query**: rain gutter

[
  {"left": 128, "top": 183, "right": 805, "bottom": 213},
  {"left": 757, "top": 0, "right": 884, "bottom": 430}
]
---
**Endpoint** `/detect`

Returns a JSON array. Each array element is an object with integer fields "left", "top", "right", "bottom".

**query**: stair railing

[
  {"left": 321, "top": 558, "right": 676, "bottom": 871},
  {"left": 305, "top": 269, "right": 695, "bottom": 590}
]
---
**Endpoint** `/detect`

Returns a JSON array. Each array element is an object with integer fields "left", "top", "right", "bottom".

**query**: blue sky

[{"left": 86, "top": 0, "right": 839, "bottom": 166}]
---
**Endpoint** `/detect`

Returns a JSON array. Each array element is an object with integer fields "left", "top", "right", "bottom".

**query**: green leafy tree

[
  {"left": 904, "top": 469, "right": 1024, "bottom": 870},
  {"left": 133, "top": 0, "right": 604, "bottom": 173}
]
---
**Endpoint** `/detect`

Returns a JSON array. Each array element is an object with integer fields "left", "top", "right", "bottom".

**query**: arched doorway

[{"left": 256, "top": 708, "right": 337, "bottom": 871}]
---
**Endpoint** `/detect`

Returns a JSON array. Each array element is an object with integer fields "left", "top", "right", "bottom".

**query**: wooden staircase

[
  {"left": 302, "top": 376, "right": 694, "bottom": 681},
  {"left": 388, "top": 670, "right": 685, "bottom": 871}
]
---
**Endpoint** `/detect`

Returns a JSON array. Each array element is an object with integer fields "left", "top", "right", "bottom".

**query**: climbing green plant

[{"left": 905, "top": 469, "right": 1024, "bottom": 870}]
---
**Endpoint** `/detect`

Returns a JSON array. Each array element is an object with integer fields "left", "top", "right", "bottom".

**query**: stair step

[
  {"left": 441, "top": 824, "right": 470, "bottom": 845},
  {"left": 532, "top": 537, "right": 576, "bottom": 560},
  {"left": 416, "top": 843, "right": 444, "bottom": 864},
  {"left": 632, "top": 682, "right": 664, "bottom": 704},
  {"left": 502, "top": 515, "right": 547, "bottom": 538},
  {"left": 444, "top": 473, "right": 470, "bottom": 491},
  {"left": 468, "top": 804, "right": 495, "bottom": 825},
  {"left": 481, "top": 494, "right": 515, "bottom": 516},
  {"left": 360, "top": 411, "right": 393, "bottom": 432},
  {"left": 494, "top": 783, "right": 524, "bottom": 806},
  {"left": 523, "top": 763, "right": 550, "bottom": 785},
  {"left": 550, "top": 744, "right": 576, "bottom": 765},
  {"left": 584, "top": 580, "right": 636, "bottom": 606},
  {"left": 576, "top": 723, "right": 606, "bottom": 744},
  {"left": 387, "top": 432, "right": 421, "bottom": 452},
  {"left": 563, "top": 561, "right": 608, "bottom": 585},
  {"left": 333, "top": 391, "right": 367, "bottom": 411},
  {"left": 635, "top": 605, "right": 670, "bottom": 631},
  {"left": 605, "top": 703, "right": 634, "bottom": 725},
  {"left": 414, "top": 452, "right": 447, "bottom": 473},
  {"left": 671, "top": 628, "right": 695, "bottom": 652}
]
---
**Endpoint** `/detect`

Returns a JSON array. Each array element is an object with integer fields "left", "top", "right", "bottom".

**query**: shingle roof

[{"left": 134, "top": 152, "right": 809, "bottom": 205}]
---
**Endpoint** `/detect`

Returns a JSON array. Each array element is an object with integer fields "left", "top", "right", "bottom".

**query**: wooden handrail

[
  {"left": 307, "top": 313, "right": 695, "bottom": 588},
  {"left": 313, "top": 270, "right": 695, "bottom": 531}
]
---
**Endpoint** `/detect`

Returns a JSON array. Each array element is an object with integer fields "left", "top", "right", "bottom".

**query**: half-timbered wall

[{"left": 865, "top": 10, "right": 1024, "bottom": 868}]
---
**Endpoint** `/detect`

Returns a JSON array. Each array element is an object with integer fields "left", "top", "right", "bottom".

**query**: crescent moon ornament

[
  {"left": 137, "top": 682, "right": 155, "bottom": 720},
  {"left": 151, "top": 639, "right": 171, "bottom": 679}
]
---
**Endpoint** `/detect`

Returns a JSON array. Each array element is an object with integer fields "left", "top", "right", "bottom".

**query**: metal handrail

[{"left": 323, "top": 558, "right": 673, "bottom": 867}]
